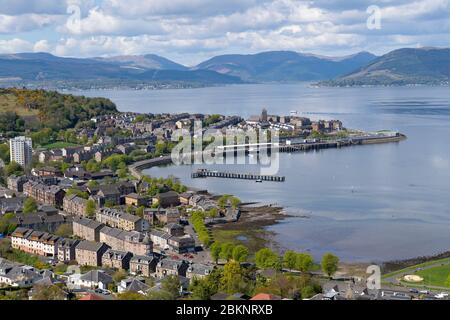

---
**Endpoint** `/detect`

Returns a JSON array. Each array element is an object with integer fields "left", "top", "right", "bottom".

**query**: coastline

[
  {"left": 129, "top": 157, "right": 290, "bottom": 254},
  {"left": 211, "top": 204, "right": 290, "bottom": 254},
  {"left": 127, "top": 133, "right": 408, "bottom": 260}
]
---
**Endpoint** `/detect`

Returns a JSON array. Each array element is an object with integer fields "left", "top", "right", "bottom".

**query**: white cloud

[
  {"left": 0, "top": 0, "right": 448, "bottom": 64},
  {"left": 0, "top": 13, "right": 60, "bottom": 33},
  {"left": 33, "top": 40, "right": 51, "bottom": 52},
  {"left": 0, "top": 38, "right": 33, "bottom": 53}
]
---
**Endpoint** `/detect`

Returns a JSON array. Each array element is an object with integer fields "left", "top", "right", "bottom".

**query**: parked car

[
  {"left": 94, "top": 289, "right": 110, "bottom": 295},
  {"left": 435, "top": 292, "right": 449, "bottom": 299},
  {"left": 409, "top": 288, "right": 419, "bottom": 294}
]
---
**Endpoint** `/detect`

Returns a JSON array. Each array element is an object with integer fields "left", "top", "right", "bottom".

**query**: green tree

[
  {"left": 230, "top": 197, "right": 241, "bottom": 209},
  {"left": 85, "top": 199, "right": 96, "bottom": 217},
  {"left": 190, "top": 278, "right": 215, "bottom": 300},
  {"left": 136, "top": 206, "right": 145, "bottom": 218},
  {"left": 283, "top": 250, "right": 298, "bottom": 271},
  {"left": 217, "top": 195, "right": 231, "bottom": 208},
  {"left": 54, "top": 224, "right": 72, "bottom": 237},
  {"left": 86, "top": 180, "right": 99, "bottom": 188},
  {"left": 219, "top": 242, "right": 234, "bottom": 262},
  {"left": 23, "top": 198, "right": 38, "bottom": 214},
  {"left": 86, "top": 160, "right": 101, "bottom": 173},
  {"left": 207, "top": 208, "right": 218, "bottom": 218},
  {"left": 321, "top": 253, "right": 339, "bottom": 278},
  {"left": 148, "top": 275, "right": 181, "bottom": 300},
  {"left": 255, "top": 248, "right": 281, "bottom": 270},
  {"left": 118, "top": 168, "right": 128, "bottom": 179},
  {"left": 0, "top": 214, "right": 16, "bottom": 235},
  {"left": 232, "top": 245, "right": 249, "bottom": 263},
  {"left": 296, "top": 253, "right": 314, "bottom": 273},
  {"left": 117, "top": 292, "right": 147, "bottom": 300},
  {"left": 210, "top": 242, "right": 222, "bottom": 264},
  {"left": 221, "top": 260, "right": 243, "bottom": 294},
  {"left": 147, "top": 290, "right": 173, "bottom": 300},
  {"left": 65, "top": 188, "right": 89, "bottom": 199},
  {"left": 4, "top": 162, "right": 23, "bottom": 176},
  {"left": 113, "top": 269, "right": 128, "bottom": 283},
  {"left": 31, "top": 284, "right": 66, "bottom": 300},
  {"left": 0, "top": 143, "right": 10, "bottom": 164}
]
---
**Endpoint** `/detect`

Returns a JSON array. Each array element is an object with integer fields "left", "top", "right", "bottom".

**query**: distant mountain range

[
  {"left": 194, "top": 51, "right": 377, "bottom": 82},
  {"left": 95, "top": 54, "right": 188, "bottom": 71},
  {"left": 321, "top": 47, "right": 450, "bottom": 86},
  {"left": 0, "top": 52, "right": 240, "bottom": 85},
  {"left": 0, "top": 48, "right": 449, "bottom": 87}
]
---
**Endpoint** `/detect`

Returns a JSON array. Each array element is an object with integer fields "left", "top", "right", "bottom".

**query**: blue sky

[{"left": 0, "top": 0, "right": 449, "bottom": 65}]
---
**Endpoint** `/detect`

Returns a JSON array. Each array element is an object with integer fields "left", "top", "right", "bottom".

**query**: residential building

[
  {"left": 96, "top": 208, "right": 145, "bottom": 232},
  {"left": 149, "top": 230, "right": 171, "bottom": 249},
  {"left": 63, "top": 194, "right": 88, "bottom": 216},
  {"left": 118, "top": 277, "right": 150, "bottom": 295},
  {"left": 75, "top": 241, "right": 110, "bottom": 267},
  {"left": 23, "top": 181, "right": 66, "bottom": 207},
  {"left": 99, "top": 226, "right": 153, "bottom": 256},
  {"left": 164, "top": 223, "right": 185, "bottom": 237},
  {"left": 72, "top": 216, "right": 104, "bottom": 242},
  {"left": 67, "top": 270, "right": 113, "bottom": 290},
  {"left": 145, "top": 208, "right": 180, "bottom": 225},
  {"left": 150, "top": 229, "right": 195, "bottom": 253},
  {"left": 91, "top": 182, "right": 135, "bottom": 207},
  {"left": 10, "top": 228, "right": 61, "bottom": 258},
  {"left": 11, "top": 212, "right": 70, "bottom": 233},
  {"left": 32, "top": 167, "right": 62, "bottom": 177},
  {"left": 57, "top": 239, "right": 80, "bottom": 263},
  {"left": 38, "top": 149, "right": 64, "bottom": 163},
  {"left": 0, "top": 196, "right": 26, "bottom": 214},
  {"left": 186, "top": 264, "right": 215, "bottom": 280},
  {"left": 155, "top": 259, "right": 189, "bottom": 278},
  {"left": 167, "top": 235, "right": 196, "bottom": 254},
  {"left": 124, "top": 193, "right": 148, "bottom": 207},
  {"left": 130, "top": 255, "right": 159, "bottom": 277},
  {"left": 179, "top": 192, "right": 193, "bottom": 205},
  {"left": 9, "top": 136, "right": 33, "bottom": 167},
  {"left": 152, "top": 191, "right": 180, "bottom": 208},
  {"left": 7, "top": 175, "right": 28, "bottom": 192},
  {"left": 101, "top": 249, "right": 132, "bottom": 270},
  {"left": 0, "top": 259, "right": 43, "bottom": 288}
]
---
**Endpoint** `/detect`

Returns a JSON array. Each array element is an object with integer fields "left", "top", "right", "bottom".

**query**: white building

[
  {"left": 9, "top": 136, "right": 33, "bottom": 167},
  {"left": 67, "top": 270, "right": 113, "bottom": 290}
]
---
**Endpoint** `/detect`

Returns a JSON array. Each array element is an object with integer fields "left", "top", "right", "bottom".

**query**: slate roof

[
  {"left": 123, "top": 278, "right": 150, "bottom": 293},
  {"left": 187, "top": 264, "right": 214, "bottom": 276},
  {"left": 76, "top": 240, "right": 107, "bottom": 252},
  {"left": 72, "top": 216, "right": 103, "bottom": 230},
  {"left": 80, "top": 270, "right": 113, "bottom": 284}
]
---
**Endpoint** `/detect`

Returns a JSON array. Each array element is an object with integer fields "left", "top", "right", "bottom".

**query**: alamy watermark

[
  {"left": 367, "top": 5, "right": 382, "bottom": 30},
  {"left": 366, "top": 265, "right": 381, "bottom": 290},
  {"left": 170, "top": 121, "right": 280, "bottom": 176}
]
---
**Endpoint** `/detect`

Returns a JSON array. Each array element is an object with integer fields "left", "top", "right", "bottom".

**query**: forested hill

[{"left": 0, "top": 88, "right": 118, "bottom": 133}]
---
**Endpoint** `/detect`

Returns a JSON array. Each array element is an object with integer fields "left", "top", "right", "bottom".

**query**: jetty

[{"left": 192, "top": 169, "right": 285, "bottom": 182}]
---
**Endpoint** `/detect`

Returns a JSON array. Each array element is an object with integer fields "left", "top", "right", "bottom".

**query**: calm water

[{"left": 75, "top": 84, "right": 450, "bottom": 262}]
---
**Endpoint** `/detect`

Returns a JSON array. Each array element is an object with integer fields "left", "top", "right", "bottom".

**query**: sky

[{"left": 0, "top": 0, "right": 449, "bottom": 66}]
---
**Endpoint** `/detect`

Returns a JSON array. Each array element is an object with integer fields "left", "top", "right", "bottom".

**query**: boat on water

[{"left": 255, "top": 179, "right": 263, "bottom": 183}]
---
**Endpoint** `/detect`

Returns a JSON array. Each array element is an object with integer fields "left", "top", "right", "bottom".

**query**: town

[{"left": 0, "top": 89, "right": 439, "bottom": 302}]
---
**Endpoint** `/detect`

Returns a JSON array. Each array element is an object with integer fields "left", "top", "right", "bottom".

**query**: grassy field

[
  {"left": 414, "top": 265, "right": 450, "bottom": 287},
  {"left": 41, "top": 142, "right": 81, "bottom": 149},
  {"left": 0, "top": 93, "right": 39, "bottom": 117},
  {"left": 382, "top": 257, "right": 450, "bottom": 279}
]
